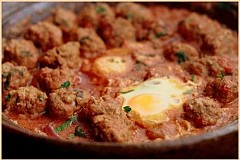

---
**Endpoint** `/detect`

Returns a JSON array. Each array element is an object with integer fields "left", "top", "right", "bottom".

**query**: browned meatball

[
  {"left": 4, "top": 86, "right": 47, "bottom": 115},
  {"left": 52, "top": 8, "right": 77, "bottom": 35},
  {"left": 163, "top": 42, "right": 199, "bottom": 63},
  {"left": 178, "top": 13, "right": 221, "bottom": 41},
  {"left": 201, "top": 28, "right": 238, "bottom": 56},
  {"left": 183, "top": 56, "right": 233, "bottom": 77},
  {"left": 48, "top": 88, "right": 91, "bottom": 119},
  {"left": 84, "top": 95, "right": 136, "bottom": 142},
  {"left": 24, "top": 22, "right": 63, "bottom": 51},
  {"left": 38, "top": 42, "right": 81, "bottom": 69},
  {"left": 99, "top": 17, "right": 136, "bottom": 48},
  {"left": 204, "top": 76, "right": 238, "bottom": 104},
  {"left": 115, "top": 3, "right": 154, "bottom": 40},
  {"left": 78, "top": 3, "right": 115, "bottom": 29},
  {"left": 4, "top": 39, "right": 39, "bottom": 69},
  {"left": 2, "top": 62, "right": 31, "bottom": 91},
  {"left": 38, "top": 67, "right": 73, "bottom": 93},
  {"left": 183, "top": 97, "right": 222, "bottom": 127},
  {"left": 71, "top": 27, "right": 106, "bottom": 58}
]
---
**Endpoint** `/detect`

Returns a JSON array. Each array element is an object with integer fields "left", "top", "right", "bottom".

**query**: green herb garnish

[
  {"left": 120, "top": 89, "right": 134, "bottom": 94},
  {"left": 183, "top": 89, "right": 193, "bottom": 95},
  {"left": 79, "top": 36, "right": 89, "bottom": 43},
  {"left": 96, "top": 6, "right": 106, "bottom": 14},
  {"left": 123, "top": 106, "right": 131, "bottom": 113},
  {"left": 4, "top": 94, "right": 11, "bottom": 101},
  {"left": 55, "top": 115, "right": 77, "bottom": 133},
  {"left": 155, "top": 31, "right": 167, "bottom": 38},
  {"left": 126, "top": 13, "right": 133, "bottom": 20},
  {"left": 190, "top": 75, "right": 195, "bottom": 82},
  {"left": 218, "top": 72, "right": 225, "bottom": 80},
  {"left": 175, "top": 51, "right": 188, "bottom": 64},
  {"left": 74, "top": 126, "right": 87, "bottom": 137},
  {"left": 62, "top": 19, "right": 69, "bottom": 27},
  {"left": 61, "top": 80, "right": 70, "bottom": 88},
  {"left": 38, "top": 94, "right": 45, "bottom": 102}
]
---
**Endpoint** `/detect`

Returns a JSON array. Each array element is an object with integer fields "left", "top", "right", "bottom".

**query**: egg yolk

[{"left": 128, "top": 94, "right": 164, "bottom": 115}]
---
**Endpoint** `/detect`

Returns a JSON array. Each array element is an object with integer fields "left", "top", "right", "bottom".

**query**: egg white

[{"left": 119, "top": 76, "right": 193, "bottom": 126}]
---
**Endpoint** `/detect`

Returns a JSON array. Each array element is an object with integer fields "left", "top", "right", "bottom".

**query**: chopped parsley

[
  {"left": 175, "top": 51, "right": 188, "bottom": 64},
  {"left": 4, "top": 94, "right": 11, "bottom": 101},
  {"left": 119, "top": 89, "right": 134, "bottom": 94},
  {"left": 79, "top": 36, "right": 89, "bottom": 43},
  {"left": 190, "top": 75, "right": 195, "bottom": 82},
  {"left": 61, "top": 81, "right": 70, "bottom": 88},
  {"left": 218, "top": 72, "right": 225, "bottom": 80},
  {"left": 62, "top": 19, "right": 69, "bottom": 27},
  {"left": 96, "top": 6, "right": 106, "bottom": 14},
  {"left": 38, "top": 94, "right": 45, "bottom": 102},
  {"left": 155, "top": 31, "right": 167, "bottom": 38},
  {"left": 55, "top": 115, "right": 77, "bottom": 133},
  {"left": 75, "top": 126, "right": 87, "bottom": 137},
  {"left": 123, "top": 106, "right": 131, "bottom": 113},
  {"left": 126, "top": 13, "right": 133, "bottom": 20},
  {"left": 183, "top": 89, "right": 193, "bottom": 95}
]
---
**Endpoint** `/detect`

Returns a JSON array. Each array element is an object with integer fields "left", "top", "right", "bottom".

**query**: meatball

[
  {"left": 38, "top": 67, "right": 73, "bottom": 93},
  {"left": 115, "top": 3, "right": 154, "bottom": 40},
  {"left": 183, "top": 97, "right": 222, "bottom": 127},
  {"left": 24, "top": 22, "right": 63, "bottom": 51},
  {"left": 178, "top": 13, "right": 221, "bottom": 41},
  {"left": 2, "top": 62, "right": 31, "bottom": 91},
  {"left": 183, "top": 56, "right": 233, "bottom": 77},
  {"left": 78, "top": 3, "right": 115, "bottom": 29},
  {"left": 4, "top": 86, "right": 47, "bottom": 115},
  {"left": 52, "top": 8, "right": 77, "bottom": 36},
  {"left": 48, "top": 88, "right": 91, "bottom": 119},
  {"left": 3, "top": 39, "right": 39, "bottom": 69},
  {"left": 204, "top": 76, "right": 238, "bottom": 104},
  {"left": 38, "top": 41, "right": 81, "bottom": 69},
  {"left": 201, "top": 28, "right": 238, "bottom": 56},
  {"left": 71, "top": 27, "right": 106, "bottom": 58},
  {"left": 99, "top": 17, "right": 136, "bottom": 48},
  {"left": 163, "top": 42, "right": 199, "bottom": 63}
]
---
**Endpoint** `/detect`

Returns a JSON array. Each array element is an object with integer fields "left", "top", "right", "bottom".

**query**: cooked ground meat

[
  {"left": 116, "top": 3, "right": 154, "bottom": 40},
  {"left": 52, "top": 8, "right": 77, "bottom": 38},
  {"left": 204, "top": 76, "right": 238, "bottom": 104},
  {"left": 38, "top": 67, "right": 73, "bottom": 93},
  {"left": 123, "top": 41, "right": 163, "bottom": 66},
  {"left": 48, "top": 88, "right": 91, "bottom": 119},
  {"left": 78, "top": 3, "right": 115, "bottom": 29},
  {"left": 84, "top": 95, "right": 136, "bottom": 142},
  {"left": 178, "top": 13, "right": 221, "bottom": 41},
  {"left": 3, "top": 39, "right": 39, "bottom": 69},
  {"left": 99, "top": 17, "right": 136, "bottom": 48},
  {"left": 163, "top": 42, "right": 199, "bottom": 63},
  {"left": 183, "top": 56, "right": 233, "bottom": 77},
  {"left": 201, "top": 28, "right": 238, "bottom": 56},
  {"left": 4, "top": 86, "right": 47, "bottom": 115},
  {"left": 24, "top": 22, "right": 63, "bottom": 51},
  {"left": 38, "top": 41, "right": 81, "bottom": 69},
  {"left": 71, "top": 27, "right": 106, "bottom": 58},
  {"left": 183, "top": 97, "right": 222, "bottom": 127},
  {"left": 2, "top": 62, "right": 31, "bottom": 90}
]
